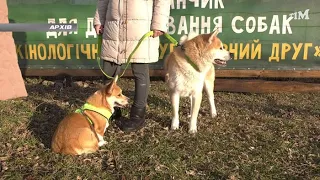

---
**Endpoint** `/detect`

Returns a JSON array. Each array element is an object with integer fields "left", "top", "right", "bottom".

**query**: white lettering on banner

[
  {"left": 47, "top": 18, "right": 57, "bottom": 39},
  {"left": 168, "top": 15, "right": 222, "bottom": 35},
  {"left": 289, "top": 9, "right": 310, "bottom": 20},
  {"left": 69, "top": 19, "right": 78, "bottom": 35},
  {"left": 177, "top": 16, "right": 188, "bottom": 34},
  {"left": 171, "top": 0, "right": 224, "bottom": 9},
  {"left": 58, "top": 18, "right": 68, "bottom": 36},
  {"left": 201, "top": 16, "right": 211, "bottom": 34},
  {"left": 86, "top": 17, "right": 97, "bottom": 38},
  {"left": 171, "top": 0, "right": 186, "bottom": 9},
  {"left": 46, "top": 18, "right": 78, "bottom": 39},
  {"left": 232, "top": 15, "right": 293, "bottom": 34},
  {"left": 43, "top": 3, "right": 302, "bottom": 42}
]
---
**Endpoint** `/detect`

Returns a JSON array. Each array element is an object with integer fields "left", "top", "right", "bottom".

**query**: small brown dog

[{"left": 51, "top": 76, "right": 129, "bottom": 155}]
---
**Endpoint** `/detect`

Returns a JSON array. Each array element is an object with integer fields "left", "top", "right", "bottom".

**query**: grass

[{"left": 0, "top": 77, "right": 319, "bottom": 179}]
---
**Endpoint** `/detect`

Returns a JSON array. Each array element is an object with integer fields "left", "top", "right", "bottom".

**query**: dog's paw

[
  {"left": 98, "top": 140, "right": 107, "bottom": 147},
  {"left": 211, "top": 112, "right": 217, "bottom": 118},
  {"left": 171, "top": 118, "right": 179, "bottom": 130},
  {"left": 171, "top": 124, "right": 179, "bottom": 130},
  {"left": 188, "top": 128, "right": 197, "bottom": 134}
]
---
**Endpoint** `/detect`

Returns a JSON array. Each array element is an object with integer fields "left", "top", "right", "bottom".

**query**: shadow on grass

[
  {"left": 25, "top": 82, "right": 70, "bottom": 149},
  {"left": 146, "top": 93, "right": 194, "bottom": 130},
  {"left": 146, "top": 94, "right": 173, "bottom": 128},
  {"left": 25, "top": 82, "right": 97, "bottom": 149},
  {"left": 27, "top": 100, "right": 67, "bottom": 149}
]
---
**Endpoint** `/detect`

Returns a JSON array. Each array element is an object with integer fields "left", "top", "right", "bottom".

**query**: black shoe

[
  {"left": 115, "top": 106, "right": 146, "bottom": 132},
  {"left": 110, "top": 107, "right": 122, "bottom": 121}
]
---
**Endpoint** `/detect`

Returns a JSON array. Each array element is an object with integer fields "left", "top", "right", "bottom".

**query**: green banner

[{"left": 7, "top": 0, "right": 320, "bottom": 71}]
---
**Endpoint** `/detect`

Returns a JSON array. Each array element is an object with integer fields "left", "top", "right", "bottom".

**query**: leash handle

[{"left": 164, "top": 33, "right": 178, "bottom": 46}]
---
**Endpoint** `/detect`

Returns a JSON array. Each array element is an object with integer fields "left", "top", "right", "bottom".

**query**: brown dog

[{"left": 51, "top": 76, "right": 129, "bottom": 155}]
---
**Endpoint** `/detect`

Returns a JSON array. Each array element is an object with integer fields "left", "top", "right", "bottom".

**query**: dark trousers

[{"left": 103, "top": 60, "right": 150, "bottom": 109}]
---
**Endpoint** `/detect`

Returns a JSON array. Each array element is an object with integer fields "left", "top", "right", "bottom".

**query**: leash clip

[{"left": 178, "top": 44, "right": 186, "bottom": 51}]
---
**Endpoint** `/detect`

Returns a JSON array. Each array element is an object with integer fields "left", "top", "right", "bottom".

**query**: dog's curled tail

[{"left": 179, "top": 30, "right": 199, "bottom": 45}]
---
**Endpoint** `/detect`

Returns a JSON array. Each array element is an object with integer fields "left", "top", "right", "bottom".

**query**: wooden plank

[
  {"left": 21, "top": 69, "right": 320, "bottom": 78},
  {"left": 20, "top": 69, "right": 320, "bottom": 93},
  {"left": 214, "top": 79, "right": 320, "bottom": 93},
  {"left": 215, "top": 70, "right": 320, "bottom": 78},
  {"left": 21, "top": 69, "right": 103, "bottom": 77}
]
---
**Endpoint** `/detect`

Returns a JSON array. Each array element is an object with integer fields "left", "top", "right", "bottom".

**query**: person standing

[{"left": 93, "top": 0, "right": 171, "bottom": 132}]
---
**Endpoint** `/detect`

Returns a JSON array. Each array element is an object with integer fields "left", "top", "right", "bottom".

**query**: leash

[
  {"left": 179, "top": 45, "right": 201, "bottom": 72},
  {"left": 97, "top": 31, "right": 179, "bottom": 79}
]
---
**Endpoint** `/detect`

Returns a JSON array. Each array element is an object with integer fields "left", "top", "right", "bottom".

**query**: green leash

[{"left": 97, "top": 31, "right": 199, "bottom": 79}]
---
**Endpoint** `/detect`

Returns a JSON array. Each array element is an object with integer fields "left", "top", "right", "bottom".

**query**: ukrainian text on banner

[{"left": 7, "top": 0, "right": 320, "bottom": 71}]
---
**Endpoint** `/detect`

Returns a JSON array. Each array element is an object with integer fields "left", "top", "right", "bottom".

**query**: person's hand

[
  {"left": 94, "top": 24, "right": 104, "bottom": 35},
  {"left": 151, "top": 29, "right": 164, "bottom": 38}
]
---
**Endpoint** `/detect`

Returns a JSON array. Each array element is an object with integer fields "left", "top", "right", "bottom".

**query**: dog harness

[
  {"left": 75, "top": 103, "right": 113, "bottom": 141},
  {"left": 75, "top": 103, "right": 112, "bottom": 123}
]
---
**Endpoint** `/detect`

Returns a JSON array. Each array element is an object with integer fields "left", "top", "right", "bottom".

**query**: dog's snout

[{"left": 125, "top": 97, "right": 130, "bottom": 106}]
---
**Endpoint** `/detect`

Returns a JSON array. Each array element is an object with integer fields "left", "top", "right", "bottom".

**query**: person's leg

[
  {"left": 115, "top": 63, "right": 150, "bottom": 132},
  {"left": 102, "top": 60, "right": 122, "bottom": 120},
  {"left": 102, "top": 60, "right": 121, "bottom": 84},
  {"left": 131, "top": 63, "right": 150, "bottom": 109}
]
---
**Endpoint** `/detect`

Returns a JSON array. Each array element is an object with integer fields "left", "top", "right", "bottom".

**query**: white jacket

[{"left": 93, "top": 0, "right": 171, "bottom": 64}]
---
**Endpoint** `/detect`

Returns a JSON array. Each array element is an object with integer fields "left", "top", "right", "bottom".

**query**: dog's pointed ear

[
  {"left": 209, "top": 27, "right": 220, "bottom": 43},
  {"left": 114, "top": 75, "right": 119, "bottom": 83},
  {"left": 212, "top": 27, "right": 220, "bottom": 36},
  {"left": 106, "top": 75, "right": 119, "bottom": 94}
]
